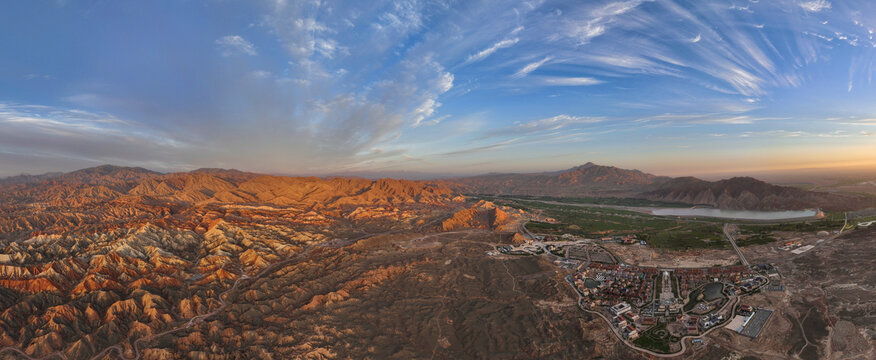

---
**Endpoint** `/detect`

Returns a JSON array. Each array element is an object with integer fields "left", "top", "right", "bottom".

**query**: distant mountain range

[
  {"left": 0, "top": 165, "right": 458, "bottom": 210},
  {"left": 441, "top": 162, "right": 875, "bottom": 211},
  {"left": 2, "top": 162, "right": 874, "bottom": 211}
]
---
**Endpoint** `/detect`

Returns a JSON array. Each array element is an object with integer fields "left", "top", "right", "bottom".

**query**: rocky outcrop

[
  {"left": 511, "top": 233, "right": 528, "bottom": 244},
  {"left": 441, "top": 201, "right": 517, "bottom": 231}
]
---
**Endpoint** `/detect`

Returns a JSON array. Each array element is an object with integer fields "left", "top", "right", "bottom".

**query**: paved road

[{"left": 723, "top": 223, "right": 749, "bottom": 266}]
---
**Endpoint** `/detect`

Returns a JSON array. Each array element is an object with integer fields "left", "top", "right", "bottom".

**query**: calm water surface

[{"left": 649, "top": 208, "right": 818, "bottom": 220}]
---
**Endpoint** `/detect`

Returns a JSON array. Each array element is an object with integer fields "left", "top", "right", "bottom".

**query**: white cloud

[
  {"left": 639, "top": 113, "right": 784, "bottom": 125},
  {"left": 738, "top": 129, "right": 865, "bottom": 138},
  {"left": 690, "top": 34, "right": 702, "bottom": 43},
  {"left": 543, "top": 77, "right": 603, "bottom": 86},
  {"left": 466, "top": 38, "right": 519, "bottom": 63},
  {"left": 485, "top": 114, "right": 603, "bottom": 138},
  {"left": 412, "top": 71, "right": 454, "bottom": 127},
  {"left": 0, "top": 103, "right": 189, "bottom": 170},
  {"left": 411, "top": 98, "right": 439, "bottom": 126},
  {"left": 799, "top": 0, "right": 831, "bottom": 12},
  {"left": 437, "top": 72, "right": 454, "bottom": 93},
  {"left": 513, "top": 56, "right": 552, "bottom": 78},
  {"left": 567, "top": 0, "right": 648, "bottom": 44},
  {"left": 215, "top": 35, "right": 257, "bottom": 56},
  {"left": 839, "top": 118, "right": 876, "bottom": 126},
  {"left": 378, "top": 1, "right": 423, "bottom": 33}
]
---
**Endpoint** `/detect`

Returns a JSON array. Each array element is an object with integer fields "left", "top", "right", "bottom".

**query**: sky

[{"left": 1, "top": 0, "right": 875, "bottom": 179}]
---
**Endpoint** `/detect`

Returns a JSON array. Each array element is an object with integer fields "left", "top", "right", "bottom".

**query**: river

[{"left": 649, "top": 207, "right": 818, "bottom": 221}]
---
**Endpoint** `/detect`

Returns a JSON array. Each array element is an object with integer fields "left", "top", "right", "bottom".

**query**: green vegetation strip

[
  {"left": 633, "top": 322, "right": 673, "bottom": 354},
  {"left": 477, "top": 196, "right": 728, "bottom": 250}
]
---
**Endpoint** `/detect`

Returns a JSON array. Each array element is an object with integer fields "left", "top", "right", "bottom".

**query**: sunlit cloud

[{"left": 1, "top": 0, "right": 875, "bottom": 177}]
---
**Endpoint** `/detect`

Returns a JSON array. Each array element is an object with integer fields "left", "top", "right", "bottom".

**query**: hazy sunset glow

[{"left": 1, "top": 0, "right": 875, "bottom": 177}]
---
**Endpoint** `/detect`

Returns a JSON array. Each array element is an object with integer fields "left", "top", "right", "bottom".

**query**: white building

[{"left": 610, "top": 302, "right": 632, "bottom": 316}]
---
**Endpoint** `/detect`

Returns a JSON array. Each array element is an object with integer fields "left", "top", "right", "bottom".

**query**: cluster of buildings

[
  {"left": 680, "top": 315, "right": 700, "bottom": 335},
  {"left": 575, "top": 263, "right": 766, "bottom": 315},
  {"left": 726, "top": 305, "right": 774, "bottom": 338},
  {"left": 778, "top": 240, "right": 803, "bottom": 251},
  {"left": 599, "top": 234, "right": 640, "bottom": 244},
  {"left": 573, "top": 263, "right": 656, "bottom": 306},
  {"left": 675, "top": 266, "right": 752, "bottom": 297},
  {"left": 533, "top": 235, "right": 560, "bottom": 241},
  {"left": 529, "top": 229, "right": 779, "bottom": 350},
  {"left": 568, "top": 259, "right": 776, "bottom": 351},
  {"left": 531, "top": 215, "right": 559, "bottom": 224},
  {"left": 736, "top": 276, "right": 768, "bottom": 293},
  {"left": 609, "top": 302, "right": 640, "bottom": 340},
  {"left": 698, "top": 313, "right": 725, "bottom": 330},
  {"left": 605, "top": 299, "right": 728, "bottom": 342}
]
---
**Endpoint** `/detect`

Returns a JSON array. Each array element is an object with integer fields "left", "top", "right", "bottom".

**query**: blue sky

[{"left": 1, "top": 0, "right": 875, "bottom": 178}]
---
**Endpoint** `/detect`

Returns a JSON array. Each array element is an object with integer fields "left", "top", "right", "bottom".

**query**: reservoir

[
  {"left": 649, "top": 208, "right": 818, "bottom": 221},
  {"left": 702, "top": 282, "right": 725, "bottom": 301},
  {"left": 584, "top": 278, "right": 600, "bottom": 289}
]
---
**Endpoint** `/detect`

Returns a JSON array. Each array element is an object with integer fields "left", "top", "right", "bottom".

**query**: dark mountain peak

[
  {"left": 448, "top": 162, "right": 667, "bottom": 197},
  {"left": 573, "top": 162, "right": 597, "bottom": 169},
  {"left": 718, "top": 176, "right": 765, "bottom": 184},
  {"left": 0, "top": 172, "right": 63, "bottom": 186},
  {"left": 189, "top": 168, "right": 258, "bottom": 183},
  {"left": 56, "top": 165, "right": 160, "bottom": 187},
  {"left": 68, "top": 164, "right": 157, "bottom": 176},
  {"left": 191, "top": 167, "right": 242, "bottom": 174},
  {"left": 555, "top": 162, "right": 661, "bottom": 185}
]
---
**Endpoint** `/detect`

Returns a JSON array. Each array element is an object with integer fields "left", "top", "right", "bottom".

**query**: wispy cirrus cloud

[
  {"left": 0, "top": 103, "right": 190, "bottom": 173},
  {"left": 439, "top": 138, "right": 519, "bottom": 156},
  {"left": 215, "top": 35, "right": 257, "bottom": 56},
  {"left": 635, "top": 112, "right": 789, "bottom": 125},
  {"left": 512, "top": 56, "right": 552, "bottom": 78},
  {"left": 738, "top": 129, "right": 865, "bottom": 138},
  {"left": 799, "top": 0, "right": 832, "bottom": 13},
  {"left": 2, "top": 0, "right": 875, "bottom": 176},
  {"left": 566, "top": 0, "right": 650, "bottom": 45},
  {"left": 466, "top": 38, "right": 519, "bottom": 63},
  {"left": 542, "top": 77, "right": 603, "bottom": 86},
  {"left": 836, "top": 118, "right": 876, "bottom": 126},
  {"left": 484, "top": 114, "right": 603, "bottom": 138}
]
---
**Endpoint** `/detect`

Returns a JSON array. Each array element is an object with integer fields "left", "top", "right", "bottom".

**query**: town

[{"left": 494, "top": 230, "right": 777, "bottom": 355}]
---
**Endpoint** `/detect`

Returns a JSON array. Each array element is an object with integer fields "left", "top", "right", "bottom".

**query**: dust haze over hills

[
  {"left": 0, "top": 164, "right": 651, "bottom": 359},
  {"left": 0, "top": 165, "right": 475, "bottom": 358},
  {"left": 5, "top": 162, "right": 873, "bottom": 212},
  {"left": 0, "top": 163, "right": 873, "bottom": 359},
  {"left": 442, "top": 162, "right": 876, "bottom": 211}
]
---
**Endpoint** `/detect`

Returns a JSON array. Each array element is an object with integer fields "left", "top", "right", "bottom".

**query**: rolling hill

[{"left": 443, "top": 163, "right": 875, "bottom": 211}]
